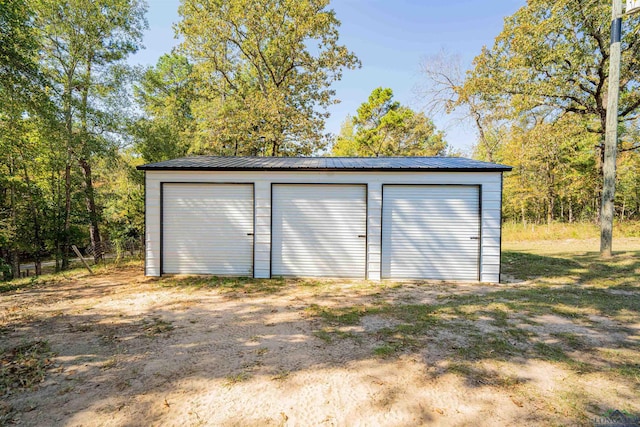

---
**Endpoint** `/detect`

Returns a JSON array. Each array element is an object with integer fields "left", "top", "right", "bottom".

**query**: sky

[{"left": 129, "top": 0, "right": 526, "bottom": 153}]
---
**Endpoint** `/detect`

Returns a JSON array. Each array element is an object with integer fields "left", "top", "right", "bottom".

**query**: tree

[
  {"left": 0, "top": 0, "right": 54, "bottom": 277},
  {"left": 0, "top": 0, "right": 47, "bottom": 108},
  {"left": 132, "top": 54, "right": 195, "bottom": 162},
  {"left": 332, "top": 87, "right": 447, "bottom": 157},
  {"left": 417, "top": 52, "right": 506, "bottom": 162},
  {"left": 494, "top": 115, "right": 600, "bottom": 225},
  {"left": 177, "top": 0, "right": 360, "bottom": 156},
  {"left": 331, "top": 115, "right": 357, "bottom": 156},
  {"left": 35, "top": 0, "right": 147, "bottom": 264},
  {"left": 463, "top": 0, "right": 640, "bottom": 254}
]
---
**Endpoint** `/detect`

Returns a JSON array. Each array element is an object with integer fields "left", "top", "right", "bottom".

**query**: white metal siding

[
  {"left": 271, "top": 184, "right": 367, "bottom": 278},
  {"left": 162, "top": 183, "right": 254, "bottom": 275},
  {"left": 381, "top": 185, "right": 480, "bottom": 280},
  {"left": 144, "top": 171, "right": 504, "bottom": 283}
]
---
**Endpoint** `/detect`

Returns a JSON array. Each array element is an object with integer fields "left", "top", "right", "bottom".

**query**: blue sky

[{"left": 129, "top": 0, "right": 525, "bottom": 153}]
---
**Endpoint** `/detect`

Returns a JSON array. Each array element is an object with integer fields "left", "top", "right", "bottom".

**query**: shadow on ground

[{"left": 0, "top": 257, "right": 639, "bottom": 425}]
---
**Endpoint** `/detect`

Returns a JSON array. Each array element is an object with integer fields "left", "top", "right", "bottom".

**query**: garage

[
  {"left": 139, "top": 157, "right": 511, "bottom": 282},
  {"left": 381, "top": 185, "right": 480, "bottom": 280},
  {"left": 271, "top": 184, "right": 367, "bottom": 277},
  {"left": 161, "top": 183, "right": 254, "bottom": 275}
]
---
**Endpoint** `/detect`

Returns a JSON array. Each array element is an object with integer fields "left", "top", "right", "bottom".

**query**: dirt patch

[{"left": 1, "top": 266, "right": 638, "bottom": 426}]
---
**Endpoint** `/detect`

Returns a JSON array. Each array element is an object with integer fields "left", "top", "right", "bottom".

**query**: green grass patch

[
  {"left": 533, "top": 342, "right": 593, "bottom": 373},
  {"left": 534, "top": 342, "right": 570, "bottom": 362},
  {"left": 313, "top": 329, "right": 334, "bottom": 343},
  {"left": 224, "top": 371, "right": 251, "bottom": 386},
  {"left": 613, "top": 363, "right": 640, "bottom": 383},
  {"left": 0, "top": 276, "right": 41, "bottom": 294},
  {"left": 305, "top": 304, "right": 379, "bottom": 325},
  {"left": 312, "top": 327, "right": 361, "bottom": 343},
  {"left": 550, "top": 332, "right": 589, "bottom": 350},
  {"left": 447, "top": 362, "right": 525, "bottom": 388},
  {"left": 502, "top": 251, "right": 584, "bottom": 280},
  {"left": 502, "top": 221, "right": 640, "bottom": 241},
  {"left": 158, "top": 275, "right": 287, "bottom": 294},
  {"left": 373, "top": 343, "right": 404, "bottom": 358},
  {"left": 306, "top": 283, "right": 639, "bottom": 365},
  {"left": 489, "top": 308, "right": 510, "bottom": 327},
  {"left": 440, "top": 286, "right": 640, "bottom": 322},
  {"left": 502, "top": 243, "right": 640, "bottom": 287},
  {"left": 457, "top": 333, "right": 520, "bottom": 361},
  {"left": 0, "top": 259, "right": 144, "bottom": 294},
  {"left": 142, "top": 317, "right": 174, "bottom": 336}
]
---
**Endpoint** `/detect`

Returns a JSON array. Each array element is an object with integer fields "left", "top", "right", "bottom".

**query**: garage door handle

[
  {"left": 247, "top": 233, "right": 254, "bottom": 236},
  {"left": 470, "top": 236, "right": 479, "bottom": 240},
  {"left": 358, "top": 235, "right": 366, "bottom": 238}
]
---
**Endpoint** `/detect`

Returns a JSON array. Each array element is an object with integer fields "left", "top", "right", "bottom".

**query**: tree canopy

[
  {"left": 417, "top": 1, "right": 640, "bottom": 231},
  {"left": 332, "top": 87, "right": 447, "bottom": 157},
  {"left": 131, "top": 53, "right": 195, "bottom": 163},
  {"left": 466, "top": 0, "right": 640, "bottom": 138},
  {"left": 177, "top": 0, "right": 360, "bottom": 156}
]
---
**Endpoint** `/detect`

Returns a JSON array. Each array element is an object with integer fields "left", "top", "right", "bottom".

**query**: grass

[
  {"left": 2, "top": 226, "right": 639, "bottom": 392},
  {"left": 142, "top": 317, "right": 174, "bottom": 336},
  {"left": 302, "top": 237, "right": 640, "bottom": 381},
  {"left": 501, "top": 247, "right": 640, "bottom": 287},
  {"left": 502, "top": 220, "right": 640, "bottom": 241},
  {"left": 271, "top": 370, "right": 290, "bottom": 381},
  {"left": 373, "top": 343, "right": 403, "bottom": 357},
  {"left": 0, "top": 258, "right": 143, "bottom": 294},
  {"left": 224, "top": 371, "right": 251, "bottom": 386},
  {"left": 446, "top": 362, "right": 525, "bottom": 388}
]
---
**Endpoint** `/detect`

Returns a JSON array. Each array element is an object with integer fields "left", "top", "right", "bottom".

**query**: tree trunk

[
  {"left": 8, "top": 161, "right": 20, "bottom": 280},
  {"left": 60, "top": 68, "right": 77, "bottom": 270},
  {"left": 62, "top": 157, "right": 72, "bottom": 270},
  {"left": 79, "top": 158, "right": 103, "bottom": 263},
  {"left": 78, "top": 55, "right": 103, "bottom": 263},
  {"left": 52, "top": 166, "right": 62, "bottom": 273},
  {"left": 1, "top": 249, "right": 12, "bottom": 281},
  {"left": 10, "top": 250, "right": 20, "bottom": 280},
  {"left": 568, "top": 198, "right": 573, "bottom": 223},
  {"left": 20, "top": 163, "right": 44, "bottom": 276}
]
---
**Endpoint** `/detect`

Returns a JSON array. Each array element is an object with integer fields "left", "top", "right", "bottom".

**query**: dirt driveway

[{"left": 1, "top": 259, "right": 639, "bottom": 426}]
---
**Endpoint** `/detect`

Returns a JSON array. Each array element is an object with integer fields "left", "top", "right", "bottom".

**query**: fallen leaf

[{"left": 510, "top": 396, "right": 524, "bottom": 407}]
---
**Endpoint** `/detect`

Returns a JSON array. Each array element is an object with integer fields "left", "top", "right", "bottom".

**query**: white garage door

[
  {"left": 162, "top": 183, "right": 254, "bottom": 275},
  {"left": 272, "top": 184, "right": 367, "bottom": 278},
  {"left": 382, "top": 185, "right": 480, "bottom": 281}
]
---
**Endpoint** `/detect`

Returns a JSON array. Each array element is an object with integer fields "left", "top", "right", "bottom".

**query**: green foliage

[
  {"left": 467, "top": 0, "right": 640, "bottom": 131},
  {"left": 331, "top": 115, "right": 357, "bottom": 156},
  {"left": 462, "top": 0, "right": 640, "bottom": 225},
  {"left": 0, "top": 0, "right": 148, "bottom": 276},
  {"left": 100, "top": 152, "right": 145, "bottom": 258},
  {"left": 488, "top": 115, "right": 600, "bottom": 223},
  {"left": 131, "top": 54, "right": 194, "bottom": 162},
  {"left": 177, "top": 0, "right": 360, "bottom": 156},
  {"left": 332, "top": 87, "right": 447, "bottom": 157}
]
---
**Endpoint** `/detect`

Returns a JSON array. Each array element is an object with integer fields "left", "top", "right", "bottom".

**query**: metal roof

[{"left": 136, "top": 156, "right": 512, "bottom": 172}]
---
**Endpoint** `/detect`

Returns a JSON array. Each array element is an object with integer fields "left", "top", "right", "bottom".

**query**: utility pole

[{"left": 600, "top": 0, "right": 623, "bottom": 258}]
